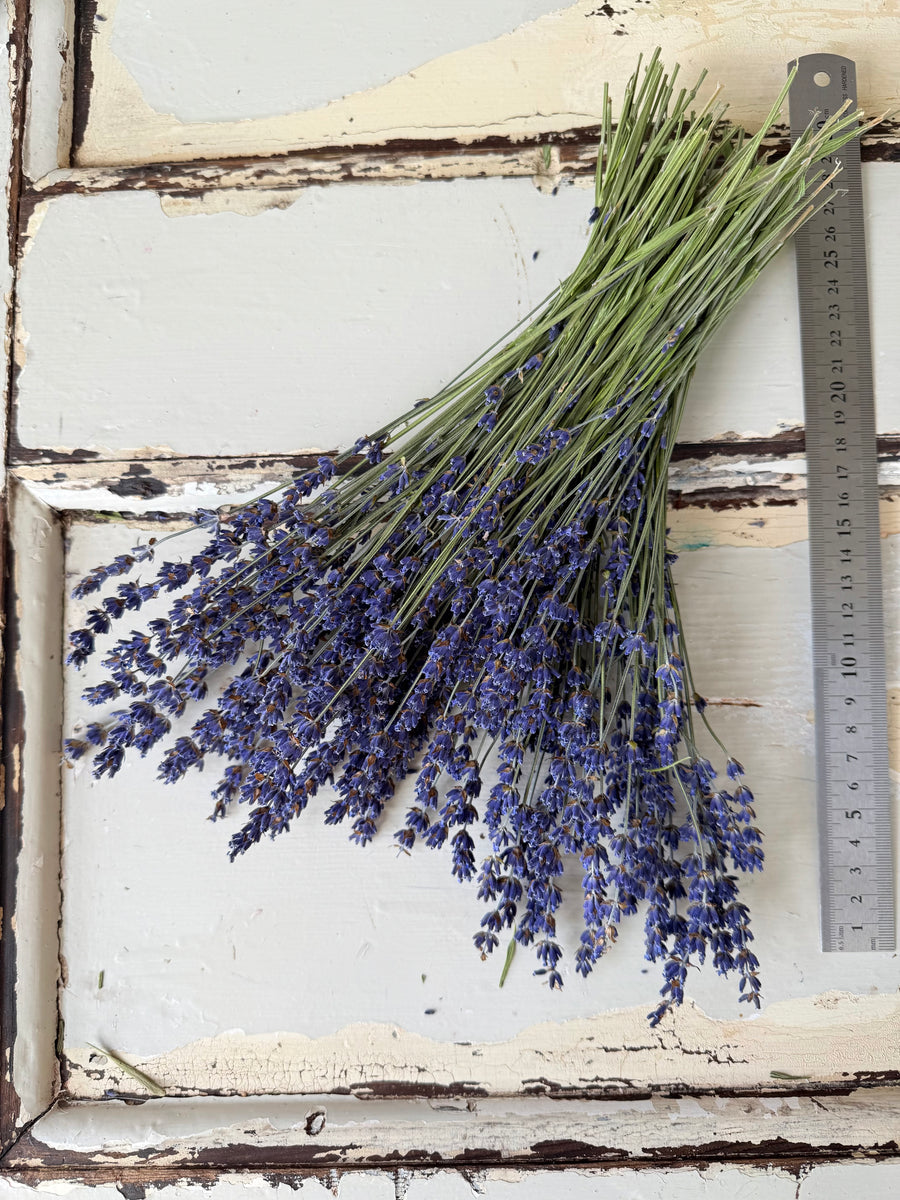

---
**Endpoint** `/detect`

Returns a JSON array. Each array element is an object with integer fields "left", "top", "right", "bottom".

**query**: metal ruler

[{"left": 789, "top": 54, "right": 894, "bottom": 952}]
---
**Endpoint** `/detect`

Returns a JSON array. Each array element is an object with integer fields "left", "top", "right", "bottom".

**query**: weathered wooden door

[{"left": 1, "top": 1, "right": 899, "bottom": 1192}]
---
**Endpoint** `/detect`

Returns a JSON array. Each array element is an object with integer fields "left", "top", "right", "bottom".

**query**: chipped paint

[
  {"left": 18, "top": 198, "right": 50, "bottom": 256},
  {"left": 12, "top": 455, "right": 900, "bottom": 515},
  {"left": 32, "top": 142, "right": 587, "bottom": 203},
  {"left": 11, "top": 307, "right": 26, "bottom": 372},
  {"left": 7, "top": 482, "right": 65, "bottom": 1125},
  {"left": 3, "top": 1164, "right": 900, "bottom": 1195},
  {"left": 108, "top": 0, "right": 567, "bottom": 126},
  {"left": 669, "top": 495, "right": 900, "bottom": 551},
  {"left": 16, "top": 1086, "right": 900, "bottom": 1168},
  {"left": 70, "top": 0, "right": 900, "bottom": 169},
  {"left": 158, "top": 190, "right": 306, "bottom": 220},
  {"left": 61, "top": 991, "right": 900, "bottom": 1099}
]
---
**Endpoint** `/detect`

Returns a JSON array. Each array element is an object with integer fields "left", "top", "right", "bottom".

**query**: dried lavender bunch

[{"left": 66, "top": 54, "right": 867, "bottom": 1023}]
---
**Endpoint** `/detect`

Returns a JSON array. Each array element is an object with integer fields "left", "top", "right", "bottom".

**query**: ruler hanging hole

[{"left": 813, "top": 71, "right": 832, "bottom": 87}]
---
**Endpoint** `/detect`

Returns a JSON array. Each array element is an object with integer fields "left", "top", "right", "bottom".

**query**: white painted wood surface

[
  {"left": 108, "top": 0, "right": 563, "bottom": 123},
  {"left": 7, "top": 484, "right": 64, "bottom": 1125},
  {"left": 23, "top": 0, "right": 72, "bottom": 179},
  {"left": 70, "top": 0, "right": 900, "bottom": 167},
  {"left": 13, "top": 166, "right": 900, "bottom": 460}
]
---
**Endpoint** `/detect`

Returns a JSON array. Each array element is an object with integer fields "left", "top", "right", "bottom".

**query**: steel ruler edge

[{"left": 789, "top": 53, "right": 895, "bottom": 952}]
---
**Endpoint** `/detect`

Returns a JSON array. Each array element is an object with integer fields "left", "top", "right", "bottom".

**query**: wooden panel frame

[
  {"left": 1, "top": 0, "right": 899, "bottom": 1183},
  {"left": 2, "top": 467, "right": 900, "bottom": 1180}
]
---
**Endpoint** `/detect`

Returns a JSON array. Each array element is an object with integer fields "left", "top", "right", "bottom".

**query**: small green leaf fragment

[
  {"left": 88, "top": 1042, "right": 166, "bottom": 1097},
  {"left": 542, "top": 144, "right": 552, "bottom": 169},
  {"left": 499, "top": 938, "right": 517, "bottom": 988},
  {"left": 769, "top": 1070, "right": 810, "bottom": 1080},
  {"left": 421, "top": 973, "right": 426, "bottom": 984},
  {"left": 98, "top": 970, "right": 104, "bottom": 990}
]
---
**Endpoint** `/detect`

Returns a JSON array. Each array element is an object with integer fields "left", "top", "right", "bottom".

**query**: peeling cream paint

[
  {"left": 21, "top": 1087, "right": 900, "bottom": 1166},
  {"left": 37, "top": 144, "right": 579, "bottom": 199},
  {"left": 15, "top": 473, "right": 293, "bottom": 515},
  {"left": 75, "top": 0, "right": 900, "bottom": 168},
  {"left": 110, "top": 0, "right": 567, "bottom": 124},
  {"left": 19, "top": 197, "right": 51, "bottom": 254},
  {"left": 159, "top": 189, "right": 306, "bottom": 220},
  {"left": 669, "top": 496, "right": 900, "bottom": 551},
  {"left": 12, "top": 307, "right": 28, "bottom": 372},
  {"left": 63, "top": 990, "right": 900, "bottom": 1098}
]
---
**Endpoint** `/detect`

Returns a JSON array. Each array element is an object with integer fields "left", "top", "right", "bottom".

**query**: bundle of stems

[{"left": 67, "top": 53, "right": 868, "bottom": 1021}]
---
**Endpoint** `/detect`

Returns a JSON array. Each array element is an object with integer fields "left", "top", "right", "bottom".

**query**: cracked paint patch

[
  {"left": 159, "top": 190, "right": 306, "bottom": 220},
  {"left": 62, "top": 991, "right": 900, "bottom": 1099}
]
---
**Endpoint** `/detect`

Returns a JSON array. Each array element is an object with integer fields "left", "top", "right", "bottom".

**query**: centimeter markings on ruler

[{"left": 788, "top": 54, "right": 894, "bottom": 953}]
